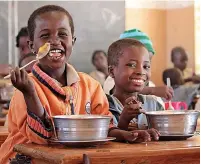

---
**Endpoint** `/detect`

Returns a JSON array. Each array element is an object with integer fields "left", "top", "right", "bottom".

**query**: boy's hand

[
  {"left": 150, "top": 86, "right": 173, "bottom": 101},
  {"left": 123, "top": 130, "right": 151, "bottom": 143},
  {"left": 123, "top": 129, "right": 160, "bottom": 143},
  {"left": 147, "top": 128, "right": 160, "bottom": 141},
  {"left": 120, "top": 96, "right": 145, "bottom": 123},
  {"left": 10, "top": 67, "right": 35, "bottom": 95}
]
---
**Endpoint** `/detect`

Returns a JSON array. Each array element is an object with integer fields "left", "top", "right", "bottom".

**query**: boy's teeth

[
  {"left": 50, "top": 49, "right": 61, "bottom": 53},
  {"left": 132, "top": 79, "right": 143, "bottom": 83}
]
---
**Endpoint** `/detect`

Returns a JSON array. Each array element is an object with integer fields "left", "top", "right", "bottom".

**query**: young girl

[{"left": 0, "top": 5, "right": 158, "bottom": 163}]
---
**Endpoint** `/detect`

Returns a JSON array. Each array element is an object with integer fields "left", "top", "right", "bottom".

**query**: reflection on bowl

[
  {"left": 52, "top": 115, "right": 111, "bottom": 141},
  {"left": 146, "top": 110, "right": 199, "bottom": 135}
]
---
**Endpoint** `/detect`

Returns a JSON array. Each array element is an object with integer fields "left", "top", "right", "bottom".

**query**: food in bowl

[{"left": 52, "top": 115, "right": 111, "bottom": 141}]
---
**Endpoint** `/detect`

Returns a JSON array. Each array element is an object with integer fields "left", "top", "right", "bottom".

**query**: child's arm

[
  {"left": 140, "top": 86, "right": 173, "bottom": 100},
  {"left": 8, "top": 89, "right": 52, "bottom": 143},
  {"left": 9, "top": 67, "right": 52, "bottom": 142},
  {"left": 108, "top": 128, "right": 161, "bottom": 143},
  {"left": 11, "top": 67, "right": 45, "bottom": 119}
]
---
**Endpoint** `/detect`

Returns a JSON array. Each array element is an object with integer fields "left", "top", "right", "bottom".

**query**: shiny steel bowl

[
  {"left": 52, "top": 115, "right": 111, "bottom": 141},
  {"left": 146, "top": 110, "right": 200, "bottom": 135}
]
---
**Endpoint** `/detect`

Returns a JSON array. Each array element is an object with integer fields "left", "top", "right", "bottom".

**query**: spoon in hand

[
  {"left": 166, "top": 78, "right": 174, "bottom": 110},
  {"left": 4, "top": 43, "right": 51, "bottom": 79}
]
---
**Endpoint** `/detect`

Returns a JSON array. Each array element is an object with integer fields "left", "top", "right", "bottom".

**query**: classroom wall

[
  {"left": 125, "top": 8, "right": 167, "bottom": 86},
  {"left": 125, "top": 1, "right": 195, "bottom": 86},
  {"left": 166, "top": 5, "right": 195, "bottom": 71}
]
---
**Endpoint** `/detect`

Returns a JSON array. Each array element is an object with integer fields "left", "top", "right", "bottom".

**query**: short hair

[
  {"left": 27, "top": 5, "right": 74, "bottom": 41},
  {"left": 171, "top": 46, "right": 186, "bottom": 62},
  {"left": 91, "top": 50, "right": 107, "bottom": 65},
  {"left": 18, "top": 52, "right": 36, "bottom": 67},
  {"left": 16, "top": 27, "right": 29, "bottom": 47},
  {"left": 107, "top": 38, "right": 146, "bottom": 66},
  {"left": 162, "top": 68, "right": 182, "bottom": 86}
]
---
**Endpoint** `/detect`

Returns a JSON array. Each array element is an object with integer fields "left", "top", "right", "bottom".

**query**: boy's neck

[
  {"left": 113, "top": 89, "right": 138, "bottom": 106},
  {"left": 39, "top": 64, "right": 67, "bottom": 86}
]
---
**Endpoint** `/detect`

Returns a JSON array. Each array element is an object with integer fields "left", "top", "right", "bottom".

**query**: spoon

[
  {"left": 4, "top": 43, "right": 51, "bottom": 79},
  {"left": 166, "top": 78, "right": 174, "bottom": 110}
]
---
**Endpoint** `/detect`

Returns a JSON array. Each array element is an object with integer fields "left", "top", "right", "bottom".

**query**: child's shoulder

[
  {"left": 78, "top": 72, "right": 99, "bottom": 83},
  {"left": 77, "top": 72, "right": 101, "bottom": 88}
]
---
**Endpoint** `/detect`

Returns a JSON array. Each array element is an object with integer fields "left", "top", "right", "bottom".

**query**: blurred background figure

[
  {"left": 171, "top": 46, "right": 200, "bottom": 84},
  {"left": 163, "top": 68, "right": 200, "bottom": 109},
  {"left": 89, "top": 50, "right": 109, "bottom": 86},
  {"left": 16, "top": 27, "right": 31, "bottom": 58},
  {"left": 0, "top": 65, "right": 13, "bottom": 78}
]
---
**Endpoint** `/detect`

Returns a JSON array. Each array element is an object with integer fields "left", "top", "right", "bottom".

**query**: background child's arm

[{"left": 140, "top": 86, "right": 173, "bottom": 100}]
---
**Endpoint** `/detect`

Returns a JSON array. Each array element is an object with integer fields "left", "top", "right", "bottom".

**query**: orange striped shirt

[{"left": 0, "top": 64, "right": 112, "bottom": 163}]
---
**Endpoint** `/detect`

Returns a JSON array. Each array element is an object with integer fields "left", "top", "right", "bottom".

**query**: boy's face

[
  {"left": 111, "top": 46, "right": 150, "bottom": 93},
  {"left": 30, "top": 11, "right": 74, "bottom": 69},
  {"left": 93, "top": 52, "right": 108, "bottom": 71},
  {"left": 173, "top": 52, "right": 188, "bottom": 71}
]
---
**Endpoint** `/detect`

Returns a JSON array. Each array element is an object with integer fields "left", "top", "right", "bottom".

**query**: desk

[
  {"left": 14, "top": 136, "right": 200, "bottom": 164},
  {"left": 0, "top": 117, "right": 6, "bottom": 126},
  {"left": 0, "top": 126, "right": 8, "bottom": 146}
]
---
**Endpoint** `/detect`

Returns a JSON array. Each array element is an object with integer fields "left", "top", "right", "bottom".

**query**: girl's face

[
  {"left": 110, "top": 46, "right": 150, "bottom": 93},
  {"left": 29, "top": 11, "right": 74, "bottom": 70}
]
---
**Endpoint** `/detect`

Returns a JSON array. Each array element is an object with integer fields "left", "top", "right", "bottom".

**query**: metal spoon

[
  {"left": 4, "top": 43, "right": 50, "bottom": 79},
  {"left": 167, "top": 78, "right": 174, "bottom": 110}
]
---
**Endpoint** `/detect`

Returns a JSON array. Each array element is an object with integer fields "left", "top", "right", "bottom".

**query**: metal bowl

[
  {"left": 52, "top": 115, "right": 111, "bottom": 141},
  {"left": 146, "top": 110, "right": 200, "bottom": 135}
]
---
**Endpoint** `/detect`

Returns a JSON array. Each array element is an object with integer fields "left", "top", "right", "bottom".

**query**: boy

[
  {"left": 0, "top": 5, "right": 159, "bottom": 163},
  {"left": 171, "top": 46, "right": 200, "bottom": 84},
  {"left": 104, "top": 29, "right": 173, "bottom": 102},
  {"left": 106, "top": 38, "right": 163, "bottom": 131}
]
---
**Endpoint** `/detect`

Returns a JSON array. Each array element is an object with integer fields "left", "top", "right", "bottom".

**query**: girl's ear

[
  {"left": 28, "top": 40, "right": 35, "bottom": 54},
  {"left": 108, "top": 65, "right": 115, "bottom": 78},
  {"left": 72, "top": 37, "right": 76, "bottom": 45}
]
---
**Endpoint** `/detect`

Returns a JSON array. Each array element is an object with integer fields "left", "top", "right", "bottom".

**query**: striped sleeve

[{"left": 27, "top": 110, "right": 53, "bottom": 139}]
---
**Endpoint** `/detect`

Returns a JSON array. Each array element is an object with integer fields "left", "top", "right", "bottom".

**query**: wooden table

[
  {"left": 0, "top": 126, "right": 8, "bottom": 146},
  {"left": 14, "top": 136, "right": 200, "bottom": 164},
  {"left": 0, "top": 117, "right": 6, "bottom": 126}
]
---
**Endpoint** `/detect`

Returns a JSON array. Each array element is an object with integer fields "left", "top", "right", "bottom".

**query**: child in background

[
  {"left": 16, "top": 27, "right": 32, "bottom": 58},
  {"left": 162, "top": 68, "right": 200, "bottom": 109},
  {"left": 104, "top": 29, "right": 173, "bottom": 105},
  {"left": 107, "top": 38, "right": 164, "bottom": 132},
  {"left": 0, "top": 5, "right": 158, "bottom": 163},
  {"left": 89, "top": 50, "right": 109, "bottom": 86},
  {"left": 171, "top": 46, "right": 200, "bottom": 84},
  {"left": 18, "top": 52, "right": 36, "bottom": 73}
]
